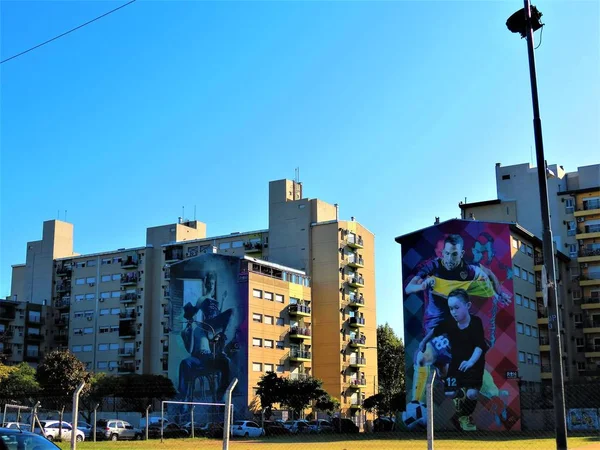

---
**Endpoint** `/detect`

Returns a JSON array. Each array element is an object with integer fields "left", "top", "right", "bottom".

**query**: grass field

[{"left": 54, "top": 434, "right": 600, "bottom": 450}]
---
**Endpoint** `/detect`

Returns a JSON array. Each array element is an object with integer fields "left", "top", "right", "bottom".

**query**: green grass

[{"left": 54, "top": 434, "right": 600, "bottom": 450}]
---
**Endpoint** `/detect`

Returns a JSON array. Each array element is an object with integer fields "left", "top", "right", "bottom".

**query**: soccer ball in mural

[{"left": 402, "top": 400, "right": 427, "bottom": 429}]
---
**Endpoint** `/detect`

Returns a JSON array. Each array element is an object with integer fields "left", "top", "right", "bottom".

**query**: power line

[{"left": 1, "top": 0, "right": 137, "bottom": 65}]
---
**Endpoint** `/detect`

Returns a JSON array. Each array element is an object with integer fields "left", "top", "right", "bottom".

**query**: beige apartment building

[
  {"left": 459, "top": 161, "right": 600, "bottom": 381},
  {"left": 2, "top": 178, "right": 377, "bottom": 419}
]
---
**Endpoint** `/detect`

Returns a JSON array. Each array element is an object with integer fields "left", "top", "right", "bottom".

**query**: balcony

[
  {"left": 578, "top": 368, "right": 600, "bottom": 378},
  {"left": 54, "top": 297, "right": 71, "bottom": 309},
  {"left": 0, "top": 330, "right": 14, "bottom": 339},
  {"left": 349, "top": 317, "right": 366, "bottom": 328},
  {"left": 289, "top": 373, "right": 310, "bottom": 381},
  {"left": 289, "top": 326, "right": 311, "bottom": 340},
  {"left": 576, "top": 226, "right": 600, "bottom": 240},
  {"left": 119, "top": 325, "right": 136, "bottom": 339},
  {"left": 537, "top": 306, "right": 548, "bottom": 325},
  {"left": 0, "top": 347, "right": 13, "bottom": 357},
  {"left": 24, "top": 352, "right": 43, "bottom": 363},
  {"left": 54, "top": 334, "right": 68, "bottom": 344},
  {"left": 348, "top": 276, "right": 364, "bottom": 289},
  {"left": 26, "top": 316, "right": 45, "bottom": 326},
  {"left": 25, "top": 332, "right": 43, "bottom": 341},
  {"left": 163, "top": 305, "right": 170, "bottom": 317},
  {"left": 583, "top": 320, "right": 600, "bottom": 334},
  {"left": 119, "top": 310, "right": 136, "bottom": 321},
  {"left": 578, "top": 248, "right": 600, "bottom": 264},
  {"left": 346, "top": 235, "right": 364, "bottom": 249},
  {"left": 165, "top": 247, "right": 183, "bottom": 263},
  {"left": 118, "top": 364, "right": 136, "bottom": 374},
  {"left": 348, "top": 295, "right": 365, "bottom": 308},
  {"left": 585, "top": 344, "right": 600, "bottom": 358},
  {"left": 539, "top": 336, "right": 550, "bottom": 352},
  {"left": 121, "top": 256, "right": 139, "bottom": 269},
  {"left": 0, "top": 307, "right": 16, "bottom": 321},
  {"left": 56, "top": 267, "right": 72, "bottom": 278},
  {"left": 120, "top": 274, "right": 138, "bottom": 286},
  {"left": 118, "top": 347, "right": 135, "bottom": 357},
  {"left": 163, "top": 289, "right": 170, "bottom": 299},
  {"left": 288, "top": 304, "right": 311, "bottom": 317},
  {"left": 579, "top": 274, "right": 600, "bottom": 287},
  {"left": 349, "top": 357, "right": 366, "bottom": 368},
  {"left": 55, "top": 317, "right": 69, "bottom": 326},
  {"left": 349, "top": 337, "right": 366, "bottom": 348},
  {"left": 349, "top": 400, "right": 363, "bottom": 409},
  {"left": 289, "top": 349, "right": 311, "bottom": 362},
  {"left": 347, "top": 378, "right": 367, "bottom": 389},
  {"left": 244, "top": 242, "right": 263, "bottom": 253},
  {"left": 120, "top": 293, "right": 138, "bottom": 304},
  {"left": 347, "top": 256, "right": 364, "bottom": 269},
  {"left": 56, "top": 283, "right": 71, "bottom": 293},
  {"left": 582, "top": 297, "right": 600, "bottom": 310},
  {"left": 540, "top": 364, "right": 552, "bottom": 379},
  {"left": 574, "top": 200, "right": 600, "bottom": 218}
]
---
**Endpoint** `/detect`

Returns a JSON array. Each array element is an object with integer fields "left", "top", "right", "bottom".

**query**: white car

[
  {"left": 283, "top": 419, "right": 310, "bottom": 434},
  {"left": 230, "top": 420, "right": 264, "bottom": 437},
  {"left": 35, "top": 420, "right": 85, "bottom": 442}
]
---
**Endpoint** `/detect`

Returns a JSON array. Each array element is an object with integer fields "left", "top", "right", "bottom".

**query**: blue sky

[{"left": 1, "top": 1, "right": 598, "bottom": 338}]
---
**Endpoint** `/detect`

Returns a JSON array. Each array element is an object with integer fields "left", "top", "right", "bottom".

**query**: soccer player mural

[{"left": 397, "top": 220, "right": 521, "bottom": 431}]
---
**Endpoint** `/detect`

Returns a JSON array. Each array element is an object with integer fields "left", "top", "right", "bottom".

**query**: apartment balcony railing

[
  {"left": 349, "top": 357, "right": 366, "bottom": 366},
  {"left": 25, "top": 332, "right": 43, "bottom": 341},
  {"left": 54, "top": 297, "right": 71, "bottom": 309},
  {"left": 119, "top": 326, "right": 136, "bottom": 339},
  {"left": 54, "top": 334, "right": 68, "bottom": 343},
  {"left": 348, "top": 378, "right": 367, "bottom": 387},
  {"left": 534, "top": 255, "right": 544, "bottom": 265},
  {"left": 24, "top": 352, "right": 43, "bottom": 362},
  {"left": 581, "top": 200, "right": 600, "bottom": 211},
  {"left": 289, "top": 326, "right": 311, "bottom": 338},
  {"left": 347, "top": 235, "right": 364, "bottom": 249},
  {"left": 0, "top": 330, "right": 14, "bottom": 339},
  {"left": 349, "top": 317, "right": 366, "bottom": 328},
  {"left": 539, "top": 337, "right": 550, "bottom": 345},
  {"left": 537, "top": 307, "right": 548, "bottom": 318},
  {"left": 541, "top": 364, "right": 551, "bottom": 373},
  {"left": 118, "top": 348, "right": 135, "bottom": 357},
  {"left": 119, "top": 310, "right": 136, "bottom": 320},
  {"left": 120, "top": 293, "right": 138, "bottom": 304},
  {"left": 582, "top": 297, "right": 600, "bottom": 305},
  {"left": 26, "top": 316, "right": 45, "bottom": 326},
  {"left": 288, "top": 304, "right": 311, "bottom": 316},
  {"left": 54, "top": 317, "right": 69, "bottom": 326},
  {"left": 165, "top": 248, "right": 183, "bottom": 262},
  {"left": 244, "top": 242, "right": 263, "bottom": 253},
  {"left": 0, "top": 347, "right": 13, "bottom": 357},
  {"left": 56, "top": 283, "right": 71, "bottom": 293},
  {"left": 586, "top": 344, "right": 600, "bottom": 352},
  {"left": 56, "top": 267, "right": 72, "bottom": 278},
  {"left": 349, "top": 400, "right": 364, "bottom": 408},
  {"left": 580, "top": 248, "right": 600, "bottom": 257},
  {"left": 121, "top": 257, "right": 139, "bottom": 269},
  {"left": 118, "top": 364, "right": 135, "bottom": 374},
  {"left": 349, "top": 296, "right": 365, "bottom": 308},
  {"left": 584, "top": 320, "right": 600, "bottom": 328},
  {"left": 347, "top": 256, "right": 365, "bottom": 268},
  {"left": 0, "top": 308, "right": 16, "bottom": 321},
  {"left": 120, "top": 274, "right": 138, "bottom": 286},
  {"left": 348, "top": 276, "right": 365, "bottom": 288},
  {"left": 578, "top": 369, "right": 600, "bottom": 377},
  {"left": 349, "top": 337, "right": 366, "bottom": 347},
  {"left": 289, "top": 349, "right": 312, "bottom": 360},
  {"left": 289, "top": 373, "right": 310, "bottom": 381}
]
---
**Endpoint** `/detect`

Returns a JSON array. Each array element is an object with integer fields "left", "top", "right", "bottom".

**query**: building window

[
  {"left": 574, "top": 314, "right": 583, "bottom": 324},
  {"left": 83, "top": 345, "right": 93, "bottom": 352},
  {"left": 525, "top": 325, "right": 531, "bottom": 336},
  {"left": 522, "top": 270, "right": 528, "bottom": 281},
  {"left": 265, "top": 364, "right": 274, "bottom": 373},
  {"left": 513, "top": 238, "right": 519, "bottom": 249},
  {"left": 264, "top": 315, "right": 273, "bottom": 325},
  {"left": 523, "top": 297, "right": 530, "bottom": 309},
  {"left": 526, "top": 353, "right": 533, "bottom": 364},
  {"left": 110, "top": 343, "right": 119, "bottom": 351},
  {"left": 276, "top": 341, "right": 284, "bottom": 349},
  {"left": 74, "top": 312, "right": 84, "bottom": 319},
  {"left": 75, "top": 295, "right": 84, "bottom": 302},
  {"left": 219, "top": 242, "right": 231, "bottom": 250},
  {"left": 97, "top": 361, "right": 108, "bottom": 369},
  {"left": 528, "top": 272, "right": 534, "bottom": 283},
  {"left": 101, "top": 258, "right": 111, "bottom": 265},
  {"left": 84, "top": 328, "right": 93, "bottom": 334},
  {"left": 86, "top": 277, "right": 96, "bottom": 284},
  {"left": 72, "top": 345, "right": 82, "bottom": 352},
  {"left": 520, "top": 243, "right": 527, "bottom": 254},
  {"left": 253, "top": 289, "right": 262, "bottom": 299},
  {"left": 514, "top": 266, "right": 520, "bottom": 277},
  {"left": 532, "top": 327, "right": 538, "bottom": 338},
  {"left": 516, "top": 294, "right": 522, "bottom": 305},
  {"left": 567, "top": 221, "right": 577, "bottom": 236},
  {"left": 252, "top": 363, "right": 262, "bottom": 372},
  {"left": 112, "top": 274, "right": 120, "bottom": 281},
  {"left": 98, "top": 326, "right": 109, "bottom": 334},
  {"left": 576, "top": 338, "right": 584, "bottom": 349},
  {"left": 110, "top": 325, "right": 119, "bottom": 332},
  {"left": 526, "top": 245, "right": 533, "bottom": 256},
  {"left": 252, "top": 338, "right": 262, "bottom": 347},
  {"left": 98, "top": 344, "right": 108, "bottom": 351},
  {"left": 264, "top": 292, "right": 273, "bottom": 301},
  {"left": 573, "top": 290, "right": 581, "bottom": 299},
  {"left": 252, "top": 313, "right": 262, "bottom": 323},
  {"left": 565, "top": 198, "right": 574, "bottom": 213},
  {"left": 264, "top": 339, "right": 274, "bottom": 348},
  {"left": 517, "top": 322, "right": 524, "bottom": 334},
  {"left": 530, "top": 300, "right": 536, "bottom": 311},
  {"left": 113, "top": 257, "right": 122, "bottom": 264},
  {"left": 76, "top": 278, "right": 85, "bottom": 285},
  {"left": 533, "top": 354, "right": 540, "bottom": 365},
  {"left": 577, "top": 362, "right": 586, "bottom": 371},
  {"left": 111, "top": 291, "right": 121, "bottom": 298},
  {"left": 275, "top": 294, "right": 284, "bottom": 303},
  {"left": 569, "top": 244, "right": 578, "bottom": 258},
  {"left": 518, "top": 351, "right": 526, "bottom": 363},
  {"left": 100, "top": 292, "right": 110, "bottom": 299},
  {"left": 276, "top": 318, "right": 284, "bottom": 327},
  {"left": 75, "top": 262, "right": 86, "bottom": 268},
  {"left": 276, "top": 365, "right": 285, "bottom": 373},
  {"left": 85, "top": 293, "right": 95, "bottom": 301}
]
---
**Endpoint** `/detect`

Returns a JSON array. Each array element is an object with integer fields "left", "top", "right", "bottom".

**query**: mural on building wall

[
  {"left": 400, "top": 220, "right": 520, "bottom": 431},
  {"left": 567, "top": 408, "right": 600, "bottom": 431},
  {"left": 168, "top": 254, "right": 248, "bottom": 418}
]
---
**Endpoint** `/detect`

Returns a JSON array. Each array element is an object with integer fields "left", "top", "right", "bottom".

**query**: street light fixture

[{"left": 506, "top": 3, "right": 568, "bottom": 449}]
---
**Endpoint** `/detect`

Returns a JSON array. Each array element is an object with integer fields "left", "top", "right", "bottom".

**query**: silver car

[{"left": 96, "top": 419, "right": 142, "bottom": 441}]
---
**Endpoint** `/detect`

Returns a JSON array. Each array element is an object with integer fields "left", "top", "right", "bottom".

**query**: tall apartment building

[
  {"left": 2, "top": 178, "right": 377, "bottom": 419},
  {"left": 459, "top": 161, "right": 600, "bottom": 381}
]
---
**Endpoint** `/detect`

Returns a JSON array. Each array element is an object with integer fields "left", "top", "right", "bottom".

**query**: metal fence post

[
  {"left": 93, "top": 403, "right": 99, "bottom": 442},
  {"left": 70, "top": 381, "right": 86, "bottom": 450},
  {"left": 426, "top": 369, "right": 436, "bottom": 450},
  {"left": 222, "top": 378, "right": 238, "bottom": 450}
]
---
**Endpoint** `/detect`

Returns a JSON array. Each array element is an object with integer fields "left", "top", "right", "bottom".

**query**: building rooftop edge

[
  {"left": 458, "top": 199, "right": 502, "bottom": 209},
  {"left": 55, "top": 245, "right": 152, "bottom": 261},
  {"left": 557, "top": 186, "right": 600, "bottom": 196},
  {"left": 311, "top": 219, "right": 375, "bottom": 236},
  {"left": 162, "top": 229, "right": 269, "bottom": 248}
]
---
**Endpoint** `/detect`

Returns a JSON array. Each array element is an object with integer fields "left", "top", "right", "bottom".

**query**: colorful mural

[
  {"left": 399, "top": 220, "right": 520, "bottom": 431},
  {"left": 168, "top": 254, "right": 248, "bottom": 419}
]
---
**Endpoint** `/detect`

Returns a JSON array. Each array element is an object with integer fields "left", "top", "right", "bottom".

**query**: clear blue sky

[{"left": 1, "top": 1, "right": 598, "bottom": 339}]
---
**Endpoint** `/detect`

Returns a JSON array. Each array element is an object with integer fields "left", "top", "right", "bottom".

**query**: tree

[
  {"left": 116, "top": 374, "right": 177, "bottom": 414},
  {"left": 36, "top": 350, "right": 90, "bottom": 410},
  {"left": 256, "top": 372, "right": 285, "bottom": 419},
  {"left": 314, "top": 392, "right": 340, "bottom": 416},
  {"left": 280, "top": 377, "right": 325, "bottom": 419},
  {"left": 0, "top": 363, "right": 40, "bottom": 403},
  {"left": 373, "top": 323, "right": 406, "bottom": 416}
]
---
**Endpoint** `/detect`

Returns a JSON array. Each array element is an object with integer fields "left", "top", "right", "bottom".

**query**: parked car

[
  {"left": 331, "top": 417, "right": 359, "bottom": 433},
  {"left": 374, "top": 416, "right": 395, "bottom": 432},
  {"left": 147, "top": 423, "right": 189, "bottom": 439},
  {"left": 282, "top": 419, "right": 310, "bottom": 434},
  {"left": 34, "top": 420, "right": 85, "bottom": 442},
  {"left": 183, "top": 421, "right": 209, "bottom": 436},
  {"left": 230, "top": 420, "right": 264, "bottom": 437},
  {"left": 263, "top": 421, "right": 291, "bottom": 436},
  {"left": 308, "top": 419, "right": 334, "bottom": 434},
  {"left": 0, "top": 426, "right": 60, "bottom": 449},
  {"left": 96, "top": 419, "right": 142, "bottom": 441},
  {"left": 76, "top": 421, "right": 92, "bottom": 439},
  {"left": 204, "top": 422, "right": 225, "bottom": 439},
  {"left": 1, "top": 422, "right": 30, "bottom": 431}
]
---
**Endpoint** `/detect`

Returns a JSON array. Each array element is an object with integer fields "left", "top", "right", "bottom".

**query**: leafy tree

[
  {"left": 314, "top": 392, "right": 340, "bottom": 416},
  {"left": 370, "top": 324, "right": 406, "bottom": 416},
  {"left": 116, "top": 374, "right": 177, "bottom": 414},
  {"left": 36, "top": 350, "right": 90, "bottom": 410},
  {"left": 280, "top": 377, "right": 325, "bottom": 419},
  {"left": 256, "top": 372, "right": 285, "bottom": 419},
  {"left": 0, "top": 363, "right": 40, "bottom": 403}
]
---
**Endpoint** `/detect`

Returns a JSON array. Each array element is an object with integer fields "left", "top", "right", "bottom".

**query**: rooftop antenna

[
  {"left": 182, "top": 206, "right": 185, "bottom": 221},
  {"left": 194, "top": 205, "right": 196, "bottom": 221},
  {"left": 65, "top": 210, "right": 67, "bottom": 222},
  {"left": 58, "top": 210, "right": 60, "bottom": 220}
]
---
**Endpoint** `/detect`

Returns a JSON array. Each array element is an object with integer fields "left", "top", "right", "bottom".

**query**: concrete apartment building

[
  {"left": 1, "top": 178, "right": 377, "bottom": 419},
  {"left": 459, "top": 161, "right": 600, "bottom": 381}
]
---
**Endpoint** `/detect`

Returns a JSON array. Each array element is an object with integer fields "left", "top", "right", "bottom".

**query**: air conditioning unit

[
  {"left": 87, "top": 317, "right": 93, "bottom": 321},
  {"left": 99, "top": 298, "right": 104, "bottom": 302},
  {"left": 89, "top": 283, "right": 95, "bottom": 287}
]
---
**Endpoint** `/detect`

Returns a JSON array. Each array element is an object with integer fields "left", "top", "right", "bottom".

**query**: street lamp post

[{"left": 506, "top": 2, "right": 568, "bottom": 449}]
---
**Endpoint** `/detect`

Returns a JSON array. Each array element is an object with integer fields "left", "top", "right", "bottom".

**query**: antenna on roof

[
  {"left": 194, "top": 205, "right": 196, "bottom": 221},
  {"left": 182, "top": 206, "right": 185, "bottom": 221},
  {"left": 65, "top": 210, "right": 67, "bottom": 222}
]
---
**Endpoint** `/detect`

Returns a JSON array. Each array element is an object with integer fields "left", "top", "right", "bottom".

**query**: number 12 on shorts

[{"left": 445, "top": 377, "right": 457, "bottom": 389}]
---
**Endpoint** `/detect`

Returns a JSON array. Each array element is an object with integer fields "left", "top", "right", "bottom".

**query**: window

[
  {"left": 252, "top": 338, "right": 262, "bottom": 347},
  {"left": 513, "top": 238, "right": 519, "bottom": 249},
  {"left": 101, "top": 258, "right": 111, "bottom": 265},
  {"left": 520, "top": 243, "right": 527, "bottom": 254},
  {"left": 86, "top": 277, "right": 96, "bottom": 284},
  {"left": 528, "top": 272, "right": 535, "bottom": 283},
  {"left": 516, "top": 294, "right": 522, "bottom": 305},
  {"left": 530, "top": 300, "right": 536, "bottom": 311},
  {"left": 252, "top": 362, "right": 262, "bottom": 372},
  {"left": 518, "top": 351, "right": 526, "bottom": 363},
  {"left": 264, "top": 292, "right": 273, "bottom": 301},
  {"left": 514, "top": 266, "right": 520, "bottom": 277},
  {"left": 533, "top": 354, "right": 540, "bottom": 365},
  {"left": 86, "top": 293, "right": 95, "bottom": 301},
  {"left": 110, "top": 325, "right": 119, "bottom": 332},
  {"left": 569, "top": 244, "right": 578, "bottom": 258},
  {"left": 74, "top": 312, "right": 84, "bottom": 319},
  {"left": 252, "top": 313, "right": 262, "bottom": 323},
  {"left": 525, "top": 325, "right": 531, "bottom": 336},
  {"left": 113, "top": 257, "right": 122, "bottom": 264},
  {"left": 98, "top": 344, "right": 108, "bottom": 351},
  {"left": 567, "top": 221, "right": 576, "bottom": 236},
  {"left": 75, "top": 262, "right": 86, "bottom": 268},
  {"left": 110, "top": 343, "right": 119, "bottom": 350},
  {"left": 523, "top": 297, "right": 529, "bottom": 308},
  {"left": 100, "top": 292, "right": 110, "bottom": 299},
  {"left": 276, "top": 318, "right": 284, "bottom": 327},
  {"left": 232, "top": 241, "right": 243, "bottom": 249},
  {"left": 101, "top": 275, "right": 111, "bottom": 282},
  {"left": 265, "top": 364, "right": 274, "bottom": 372},
  {"left": 84, "top": 310, "right": 94, "bottom": 318},
  {"left": 263, "top": 339, "right": 274, "bottom": 349},
  {"left": 111, "top": 308, "right": 120, "bottom": 315},
  {"left": 83, "top": 344, "right": 92, "bottom": 352},
  {"left": 111, "top": 291, "right": 121, "bottom": 298},
  {"left": 276, "top": 340, "right": 284, "bottom": 349},
  {"left": 275, "top": 294, "right": 284, "bottom": 303},
  {"left": 84, "top": 328, "right": 93, "bottom": 334},
  {"left": 76, "top": 278, "right": 85, "bottom": 285},
  {"left": 502, "top": 174, "right": 511, "bottom": 181},
  {"left": 522, "top": 270, "right": 528, "bottom": 281},
  {"left": 576, "top": 338, "right": 584, "bottom": 348},
  {"left": 72, "top": 345, "right": 82, "bottom": 352},
  {"left": 253, "top": 289, "right": 262, "bottom": 299},
  {"left": 99, "top": 326, "right": 109, "bottom": 334},
  {"left": 276, "top": 365, "right": 284, "bottom": 373},
  {"left": 526, "top": 353, "right": 533, "bottom": 364},
  {"left": 219, "top": 242, "right": 231, "bottom": 250},
  {"left": 565, "top": 198, "right": 574, "bottom": 213},
  {"left": 75, "top": 294, "right": 84, "bottom": 302},
  {"left": 574, "top": 314, "right": 583, "bottom": 323},
  {"left": 112, "top": 274, "right": 120, "bottom": 281},
  {"left": 577, "top": 362, "right": 586, "bottom": 371},
  {"left": 573, "top": 290, "right": 581, "bottom": 299},
  {"left": 87, "top": 259, "right": 97, "bottom": 267},
  {"left": 97, "top": 361, "right": 108, "bottom": 369},
  {"left": 532, "top": 327, "right": 538, "bottom": 338},
  {"left": 526, "top": 245, "right": 533, "bottom": 256},
  {"left": 517, "top": 322, "right": 524, "bottom": 334},
  {"left": 264, "top": 315, "right": 273, "bottom": 325}
]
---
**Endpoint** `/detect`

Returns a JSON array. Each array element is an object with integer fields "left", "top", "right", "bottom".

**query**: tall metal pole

[{"left": 522, "top": 1, "right": 568, "bottom": 448}]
